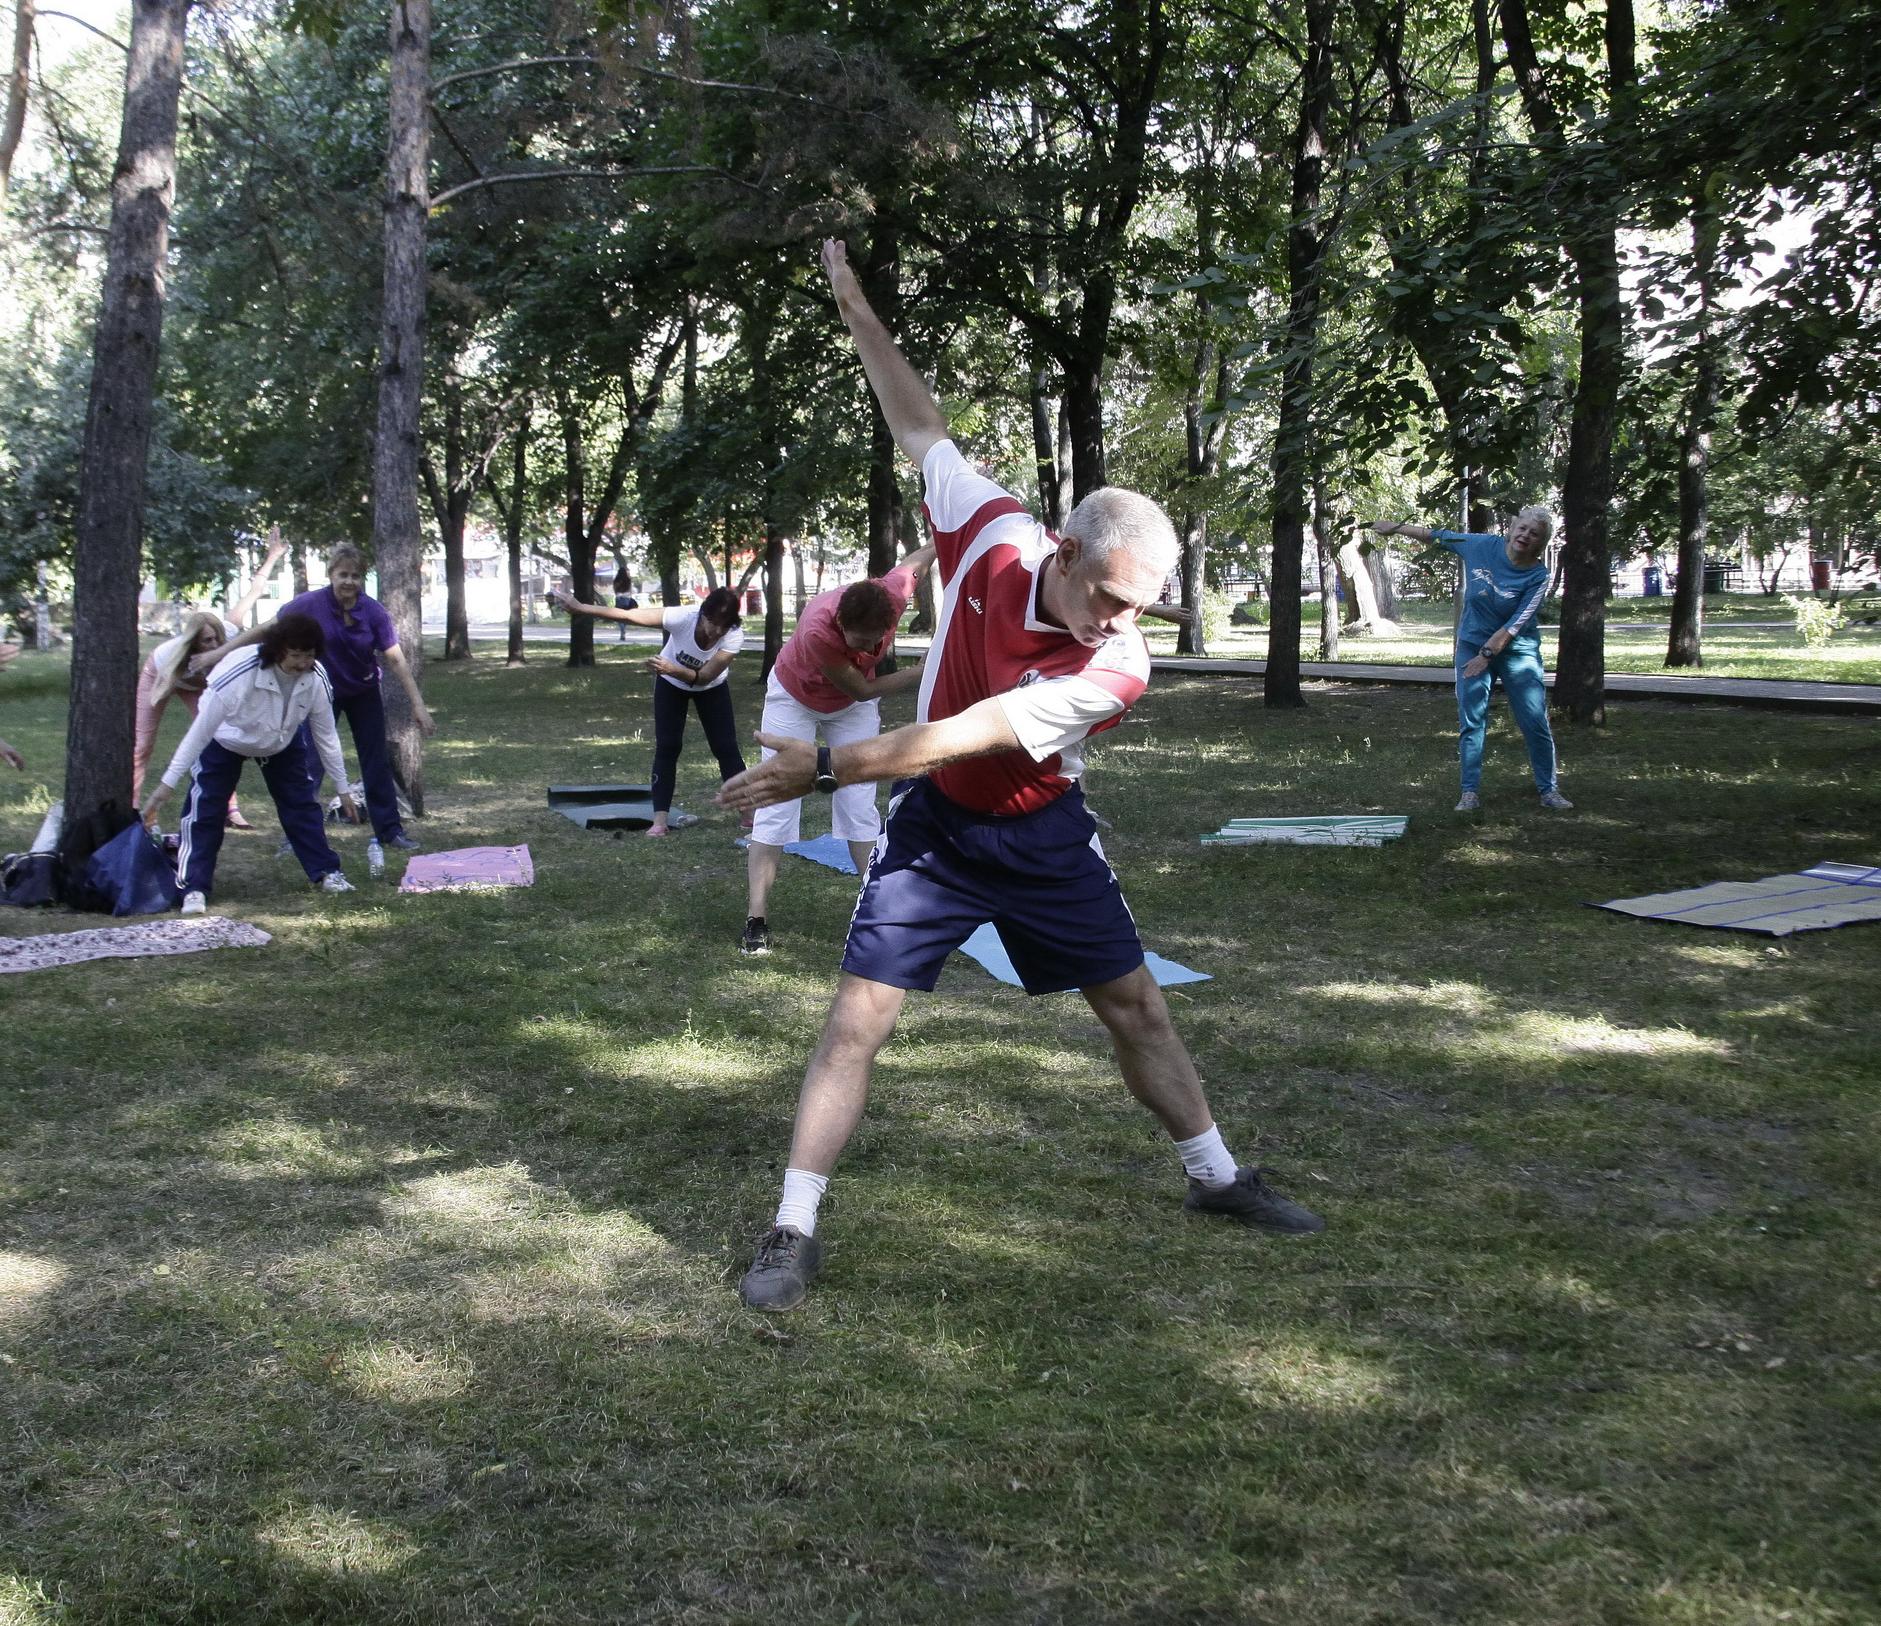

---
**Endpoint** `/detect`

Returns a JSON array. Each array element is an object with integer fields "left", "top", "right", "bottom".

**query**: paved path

[
  {"left": 1146, "top": 657, "right": 1881, "bottom": 716},
  {"left": 432, "top": 623, "right": 1880, "bottom": 715}
]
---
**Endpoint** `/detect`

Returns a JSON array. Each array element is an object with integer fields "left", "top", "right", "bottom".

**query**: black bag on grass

[{"left": 0, "top": 850, "right": 58, "bottom": 907}]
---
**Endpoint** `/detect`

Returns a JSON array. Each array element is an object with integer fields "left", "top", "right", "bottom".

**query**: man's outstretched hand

[
  {"left": 717, "top": 733, "right": 819, "bottom": 813},
  {"left": 820, "top": 238, "right": 858, "bottom": 302}
]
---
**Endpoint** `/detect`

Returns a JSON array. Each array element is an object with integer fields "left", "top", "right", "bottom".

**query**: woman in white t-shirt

[{"left": 553, "top": 585, "right": 749, "bottom": 835}]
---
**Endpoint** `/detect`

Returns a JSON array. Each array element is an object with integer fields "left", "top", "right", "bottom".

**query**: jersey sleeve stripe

[{"left": 924, "top": 496, "right": 1030, "bottom": 579}]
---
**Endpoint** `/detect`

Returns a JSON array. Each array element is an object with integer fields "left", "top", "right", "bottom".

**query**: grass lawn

[
  {"left": 3, "top": 642, "right": 1879, "bottom": 1625},
  {"left": 1149, "top": 596, "right": 1881, "bottom": 685}
]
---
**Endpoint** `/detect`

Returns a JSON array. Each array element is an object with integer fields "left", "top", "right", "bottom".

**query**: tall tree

[
  {"left": 0, "top": 0, "right": 32, "bottom": 199},
  {"left": 62, "top": 0, "right": 190, "bottom": 823},
  {"left": 1264, "top": 0, "right": 1335, "bottom": 709},
  {"left": 1502, "top": 0, "right": 1636, "bottom": 724},
  {"left": 1665, "top": 184, "right": 1719, "bottom": 667},
  {"left": 369, "top": 0, "right": 431, "bottom": 811}
]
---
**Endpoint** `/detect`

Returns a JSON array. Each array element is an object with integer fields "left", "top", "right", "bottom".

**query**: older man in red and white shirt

[{"left": 718, "top": 240, "right": 1326, "bottom": 1311}]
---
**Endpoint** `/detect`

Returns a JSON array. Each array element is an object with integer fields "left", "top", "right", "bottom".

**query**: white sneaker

[
  {"left": 1455, "top": 792, "right": 1481, "bottom": 812},
  {"left": 367, "top": 838, "right": 385, "bottom": 878},
  {"left": 1539, "top": 789, "right": 1574, "bottom": 810},
  {"left": 320, "top": 871, "right": 355, "bottom": 894},
  {"left": 180, "top": 890, "right": 207, "bottom": 916}
]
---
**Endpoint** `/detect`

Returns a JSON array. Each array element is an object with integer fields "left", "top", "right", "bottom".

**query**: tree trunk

[
  {"left": 1502, "top": 0, "right": 1633, "bottom": 725},
  {"left": 0, "top": 0, "right": 33, "bottom": 199},
  {"left": 505, "top": 414, "right": 527, "bottom": 666},
  {"left": 1176, "top": 512, "right": 1208, "bottom": 657},
  {"left": 559, "top": 393, "right": 596, "bottom": 668},
  {"left": 762, "top": 522, "right": 784, "bottom": 679},
  {"left": 1314, "top": 481, "right": 1339, "bottom": 661},
  {"left": 369, "top": 0, "right": 430, "bottom": 812},
  {"left": 1337, "top": 535, "right": 1384, "bottom": 627},
  {"left": 291, "top": 543, "right": 309, "bottom": 595},
  {"left": 866, "top": 411, "right": 902, "bottom": 577},
  {"left": 1264, "top": 0, "right": 1333, "bottom": 710},
  {"left": 443, "top": 395, "right": 469, "bottom": 659},
  {"left": 690, "top": 542, "right": 718, "bottom": 593},
  {"left": 1551, "top": 230, "right": 1622, "bottom": 722},
  {"left": 1667, "top": 187, "right": 1718, "bottom": 668},
  {"left": 791, "top": 538, "right": 806, "bottom": 617},
  {"left": 1030, "top": 364, "right": 1062, "bottom": 533},
  {"left": 1061, "top": 348, "right": 1106, "bottom": 506},
  {"left": 63, "top": 0, "right": 188, "bottom": 824}
]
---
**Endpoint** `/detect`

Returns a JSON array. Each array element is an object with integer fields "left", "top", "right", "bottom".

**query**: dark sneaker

[
  {"left": 385, "top": 833, "right": 422, "bottom": 852},
  {"left": 740, "top": 917, "right": 770, "bottom": 956},
  {"left": 740, "top": 1225, "right": 821, "bottom": 1310},
  {"left": 1185, "top": 1166, "right": 1326, "bottom": 1234}
]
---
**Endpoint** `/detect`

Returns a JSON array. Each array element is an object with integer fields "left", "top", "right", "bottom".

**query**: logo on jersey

[
  {"left": 1469, "top": 567, "right": 1509, "bottom": 597},
  {"left": 1015, "top": 669, "right": 1043, "bottom": 687},
  {"left": 967, "top": 596, "right": 984, "bottom": 614}
]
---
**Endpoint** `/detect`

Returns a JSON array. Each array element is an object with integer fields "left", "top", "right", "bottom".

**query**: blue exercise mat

[
  {"left": 956, "top": 922, "right": 1211, "bottom": 989},
  {"left": 734, "top": 833, "right": 859, "bottom": 874}
]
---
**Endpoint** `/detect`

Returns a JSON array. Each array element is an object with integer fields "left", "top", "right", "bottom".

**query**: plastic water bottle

[{"left": 367, "top": 838, "right": 384, "bottom": 879}]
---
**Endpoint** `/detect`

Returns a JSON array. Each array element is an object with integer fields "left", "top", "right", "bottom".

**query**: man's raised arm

[{"left": 821, "top": 239, "right": 948, "bottom": 467}]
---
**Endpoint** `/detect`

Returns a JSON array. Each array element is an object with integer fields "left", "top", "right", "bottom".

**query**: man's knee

[{"left": 1084, "top": 964, "right": 1173, "bottom": 1038}]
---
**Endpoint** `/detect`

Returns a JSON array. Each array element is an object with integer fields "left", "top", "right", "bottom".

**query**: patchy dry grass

[{"left": 2, "top": 642, "right": 1879, "bottom": 1624}]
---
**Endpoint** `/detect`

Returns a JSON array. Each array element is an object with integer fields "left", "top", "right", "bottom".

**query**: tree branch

[{"left": 427, "top": 165, "right": 741, "bottom": 211}]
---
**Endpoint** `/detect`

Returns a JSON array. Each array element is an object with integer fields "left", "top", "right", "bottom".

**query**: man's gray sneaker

[
  {"left": 740, "top": 1225, "right": 822, "bottom": 1310},
  {"left": 1185, "top": 1166, "right": 1326, "bottom": 1234},
  {"left": 1538, "top": 789, "right": 1574, "bottom": 810},
  {"left": 1455, "top": 791, "right": 1481, "bottom": 812}
]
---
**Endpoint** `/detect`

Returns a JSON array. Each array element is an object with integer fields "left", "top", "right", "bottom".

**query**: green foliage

[{"left": 1783, "top": 593, "right": 1847, "bottom": 648}]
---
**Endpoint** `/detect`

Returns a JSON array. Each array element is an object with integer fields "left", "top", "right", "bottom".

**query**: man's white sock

[
  {"left": 1174, "top": 1124, "right": 1238, "bottom": 1189},
  {"left": 775, "top": 1168, "right": 829, "bottom": 1236}
]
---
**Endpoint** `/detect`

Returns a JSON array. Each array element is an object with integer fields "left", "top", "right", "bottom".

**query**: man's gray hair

[
  {"left": 1515, "top": 505, "right": 1554, "bottom": 541},
  {"left": 1062, "top": 486, "right": 1179, "bottom": 576},
  {"left": 327, "top": 542, "right": 367, "bottom": 574}
]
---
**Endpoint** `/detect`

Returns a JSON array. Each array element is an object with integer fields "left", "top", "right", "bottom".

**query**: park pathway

[
  {"left": 1147, "top": 656, "right": 1881, "bottom": 716},
  {"left": 436, "top": 622, "right": 1879, "bottom": 716}
]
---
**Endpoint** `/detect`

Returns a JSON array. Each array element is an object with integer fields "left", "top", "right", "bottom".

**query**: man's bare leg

[
  {"left": 847, "top": 839, "right": 875, "bottom": 880},
  {"left": 742, "top": 973, "right": 908, "bottom": 1310},
  {"left": 1081, "top": 964, "right": 1212, "bottom": 1138},
  {"left": 785, "top": 973, "right": 908, "bottom": 1173},
  {"left": 1083, "top": 963, "right": 1324, "bottom": 1233}
]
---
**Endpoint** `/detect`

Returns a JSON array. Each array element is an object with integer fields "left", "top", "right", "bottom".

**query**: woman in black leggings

[{"left": 554, "top": 584, "right": 748, "bottom": 835}]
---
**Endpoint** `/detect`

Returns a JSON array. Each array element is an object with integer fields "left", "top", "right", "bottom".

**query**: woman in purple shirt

[{"left": 201, "top": 544, "right": 436, "bottom": 864}]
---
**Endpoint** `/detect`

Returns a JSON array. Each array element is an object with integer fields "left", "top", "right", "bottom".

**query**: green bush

[{"left": 1783, "top": 593, "right": 1847, "bottom": 648}]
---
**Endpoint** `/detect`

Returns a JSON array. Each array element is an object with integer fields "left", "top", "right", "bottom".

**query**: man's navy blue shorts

[{"left": 840, "top": 777, "right": 1146, "bottom": 996}]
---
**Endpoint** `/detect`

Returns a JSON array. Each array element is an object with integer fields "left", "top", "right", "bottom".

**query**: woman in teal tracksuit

[{"left": 1373, "top": 508, "right": 1572, "bottom": 812}]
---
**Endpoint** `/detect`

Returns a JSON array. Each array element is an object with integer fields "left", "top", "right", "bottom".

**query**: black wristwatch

[{"left": 814, "top": 744, "right": 838, "bottom": 795}]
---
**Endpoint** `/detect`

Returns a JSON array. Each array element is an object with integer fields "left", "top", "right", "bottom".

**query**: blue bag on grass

[{"left": 83, "top": 824, "right": 179, "bottom": 916}]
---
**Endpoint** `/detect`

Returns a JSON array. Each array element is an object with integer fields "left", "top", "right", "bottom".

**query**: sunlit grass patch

[{"left": 255, "top": 1501, "right": 415, "bottom": 1577}]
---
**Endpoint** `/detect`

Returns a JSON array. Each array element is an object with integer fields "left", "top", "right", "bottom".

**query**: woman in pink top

[{"left": 740, "top": 546, "right": 934, "bottom": 955}]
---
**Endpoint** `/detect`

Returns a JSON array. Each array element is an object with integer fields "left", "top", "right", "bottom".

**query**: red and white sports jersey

[{"left": 917, "top": 440, "right": 1150, "bottom": 815}]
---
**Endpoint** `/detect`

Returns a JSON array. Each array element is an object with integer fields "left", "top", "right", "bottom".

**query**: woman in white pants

[{"left": 741, "top": 547, "right": 933, "bottom": 954}]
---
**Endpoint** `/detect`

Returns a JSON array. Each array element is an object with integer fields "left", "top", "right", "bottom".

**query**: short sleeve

[
  {"left": 921, "top": 441, "right": 1030, "bottom": 577},
  {"left": 369, "top": 600, "right": 398, "bottom": 650},
  {"left": 662, "top": 607, "right": 691, "bottom": 632},
  {"left": 719, "top": 626, "right": 746, "bottom": 657},
  {"left": 994, "top": 675, "right": 1129, "bottom": 762}
]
